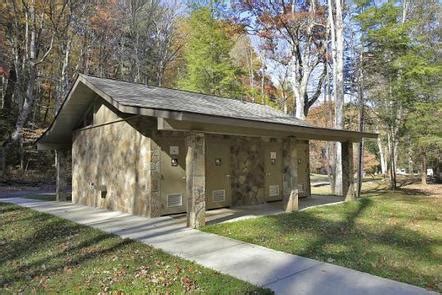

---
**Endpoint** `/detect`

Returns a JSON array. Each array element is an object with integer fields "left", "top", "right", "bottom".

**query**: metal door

[
  {"left": 206, "top": 138, "right": 231, "bottom": 209},
  {"left": 159, "top": 137, "right": 187, "bottom": 215},
  {"left": 264, "top": 141, "right": 283, "bottom": 201}
]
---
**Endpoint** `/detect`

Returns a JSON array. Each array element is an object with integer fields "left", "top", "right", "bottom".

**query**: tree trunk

[
  {"left": 387, "top": 132, "right": 397, "bottom": 190},
  {"left": 421, "top": 152, "right": 427, "bottom": 185},
  {"left": 357, "top": 52, "right": 365, "bottom": 197},
  {"left": 2, "top": 68, "right": 16, "bottom": 111},
  {"left": 330, "top": 0, "right": 345, "bottom": 196},
  {"left": 57, "top": 39, "right": 71, "bottom": 112},
  {"left": 377, "top": 136, "right": 387, "bottom": 176},
  {"left": 407, "top": 140, "right": 413, "bottom": 174},
  {"left": 294, "top": 74, "right": 307, "bottom": 119},
  {"left": 324, "top": 66, "right": 336, "bottom": 193}
]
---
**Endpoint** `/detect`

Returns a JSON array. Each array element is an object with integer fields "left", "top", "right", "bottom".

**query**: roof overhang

[
  {"left": 37, "top": 75, "right": 377, "bottom": 150},
  {"left": 157, "top": 116, "right": 376, "bottom": 142}
]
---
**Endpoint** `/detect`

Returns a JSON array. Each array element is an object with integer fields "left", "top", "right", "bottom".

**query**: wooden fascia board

[{"left": 158, "top": 116, "right": 377, "bottom": 142}]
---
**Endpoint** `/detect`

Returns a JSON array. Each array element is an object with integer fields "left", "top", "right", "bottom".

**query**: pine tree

[{"left": 178, "top": 7, "right": 242, "bottom": 98}]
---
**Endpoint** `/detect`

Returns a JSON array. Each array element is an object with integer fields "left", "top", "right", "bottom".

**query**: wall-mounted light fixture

[{"left": 171, "top": 158, "right": 178, "bottom": 166}]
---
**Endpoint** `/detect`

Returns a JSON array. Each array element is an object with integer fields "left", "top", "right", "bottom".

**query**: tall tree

[
  {"left": 4, "top": 0, "right": 54, "bottom": 145},
  {"left": 328, "top": 0, "right": 346, "bottom": 195},
  {"left": 234, "top": 0, "right": 328, "bottom": 119},
  {"left": 406, "top": 101, "right": 442, "bottom": 184},
  {"left": 178, "top": 7, "right": 242, "bottom": 97},
  {"left": 356, "top": 0, "right": 441, "bottom": 189}
]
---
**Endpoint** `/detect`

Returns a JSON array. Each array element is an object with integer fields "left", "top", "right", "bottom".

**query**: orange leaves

[{"left": 90, "top": 0, "right": 122, "bottom": 35}]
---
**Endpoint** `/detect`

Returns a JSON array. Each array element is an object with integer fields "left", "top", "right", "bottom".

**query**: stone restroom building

[{"left": 37, "top": 74, "right": 376, "bottom": 228}]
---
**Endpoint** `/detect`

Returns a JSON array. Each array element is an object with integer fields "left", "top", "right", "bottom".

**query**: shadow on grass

[
  {"left": 0, "top": 205, "right": 23, "bottom": 214},
  {"left": 212, "top": 196, "right": 441, "bottom": 291},
  {"left": 0, "top": 204, "right": 135, "bottom": 286}
]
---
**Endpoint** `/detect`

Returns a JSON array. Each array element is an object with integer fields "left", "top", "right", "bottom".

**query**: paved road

[{"left": 1, "top": 196, "right": 435, "bottom": 295}]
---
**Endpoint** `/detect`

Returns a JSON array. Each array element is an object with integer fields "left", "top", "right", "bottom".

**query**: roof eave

[{"left": 38, "top": 74, "right": 378, "bottom": 148}]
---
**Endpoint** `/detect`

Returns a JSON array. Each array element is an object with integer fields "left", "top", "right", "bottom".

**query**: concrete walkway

[{"left": 1, "top": 197, "right": 434, "bottom": 295}]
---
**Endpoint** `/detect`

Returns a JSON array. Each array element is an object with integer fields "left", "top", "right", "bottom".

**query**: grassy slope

[
  {"left": 204, "top": 188, "right": 442, "bottom": 292},
  {"left": 0, "top": 203, "right": 271, "bottom": 294}
]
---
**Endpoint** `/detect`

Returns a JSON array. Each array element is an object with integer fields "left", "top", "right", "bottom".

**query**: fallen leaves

[{"left": 181, "top": 275, "right": 197, "bottom": 292}]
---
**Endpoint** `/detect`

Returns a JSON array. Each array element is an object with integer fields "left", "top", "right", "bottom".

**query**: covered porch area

[
  {"left": 173, "top": 194, "right": 345, "bottom": 225},
  {"left": 167, "top": 114, "right": 375, "bottom": 228}
]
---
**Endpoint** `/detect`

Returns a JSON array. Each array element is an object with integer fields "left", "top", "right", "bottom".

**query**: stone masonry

[
  {"left": 147, "top": 137, "right": 162, "bottom": 217},
  {"left": 282, "top": 137, "right": 298, "bottom": 212},
  {"left": 342, "top": 141, "right": 356, "bottom": 201},
  {"left": 72, "top": 104, "right": 150, "bottom": 216},
  {"left": 231, "top": 137, "right": 266, "bottom": 205},
  {"left": 186, "top": 132, "right": 206, "bottom": 228}
]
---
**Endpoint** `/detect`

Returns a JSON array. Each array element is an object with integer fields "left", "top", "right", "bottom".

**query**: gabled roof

[
  {"left": 37, "top": 74, "right": 377, "bottom": 148},
  {"left": 82, "top": 75, "right": 313, "bottom": 128}
]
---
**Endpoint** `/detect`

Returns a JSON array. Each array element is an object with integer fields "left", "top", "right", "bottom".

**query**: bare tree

[
  {"left": 235, "top": 0, "right": 328, "bottom": 119},
  {"left": 328, "top": 0, "right": 345, "bottom": 195},
  {"left": 151, "top": 1, "right": 184, "bottom": 86},
  {"left": 6, "top": 0, "right": 54, "bottom": 145}
]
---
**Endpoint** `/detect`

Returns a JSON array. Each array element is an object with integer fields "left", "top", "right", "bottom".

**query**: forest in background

[{"left": 1, "top": 0, "right": 441, "bottom": 190}]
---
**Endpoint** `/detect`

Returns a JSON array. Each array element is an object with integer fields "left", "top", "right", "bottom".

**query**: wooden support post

[
  {"left": 55, "top": 149, "right": 71, "bottom": 201},
  {"left": 186, "top": 132, "right": 206, "bottom": 228},
  {"left": 342, "top": 141, "right": 356, "bottom": 201}
]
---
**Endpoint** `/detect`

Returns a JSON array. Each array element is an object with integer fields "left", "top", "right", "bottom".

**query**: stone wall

[
  {"left": 296, "top": 140, "right": 311, "bottom": 197},
  {"left": 71, "top": 101, "right": 313, "bottom": 216},
  {"left": 231, "top": 137, "right": 266, "bottom": 205},
  {"left": 72, "top": 103, "right": 154, "bottom": 216}
]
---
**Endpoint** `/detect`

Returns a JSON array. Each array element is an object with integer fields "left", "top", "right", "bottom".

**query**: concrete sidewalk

[{"left": 1, "top": 197, "right": 434, "bottom": 295}]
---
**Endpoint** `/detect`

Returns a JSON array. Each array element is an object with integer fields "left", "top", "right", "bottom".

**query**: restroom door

[
  {"left": 160, "top": 138, "right": 187, "bottom": 215},
  {"left": 206, "top": 138, "right": 231, "bottom": 209},
  {"left": 265, "top": 141, "right": 283, "bottom": 201}
]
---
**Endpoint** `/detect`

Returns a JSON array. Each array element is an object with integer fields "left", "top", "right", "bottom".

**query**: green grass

[
  {"left": 310, "top": 174, "right": 385, "bottom": 196},
  {"left": 0, "top": 203, "right": 271, "bottom": 294},
  {"left": 203, "top": 189, "right": 442, "bottom": 292}
]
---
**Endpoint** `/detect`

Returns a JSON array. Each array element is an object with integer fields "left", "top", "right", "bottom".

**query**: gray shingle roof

[{"left": 82, "top": 75, "right": 313, "bottom": 128}]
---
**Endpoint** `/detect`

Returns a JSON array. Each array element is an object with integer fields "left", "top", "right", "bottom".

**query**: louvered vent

[
  {"left": 269, "top": 185, "right": 280, "bottom": 197},
  {"left": 167, "top": 193, "right": 183, "bottom": 207},
  {"left": 212, "top": 190, "right": 226, "bottom": 202}
]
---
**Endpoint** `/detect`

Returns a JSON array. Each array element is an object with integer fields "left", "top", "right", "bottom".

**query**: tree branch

[{"left": 34, "top": 35, "right": 54, "bottom": 65}]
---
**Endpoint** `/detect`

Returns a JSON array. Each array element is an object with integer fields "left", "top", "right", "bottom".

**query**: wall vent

[
  {"left": 212, "top": 190, "right": 226, "bottom": 202},
  {"left": 269, "top": 185, "right": 280, "bottom": 197},
  {"left": 167, "top": 193, "right": 183, "bottom": 208}
]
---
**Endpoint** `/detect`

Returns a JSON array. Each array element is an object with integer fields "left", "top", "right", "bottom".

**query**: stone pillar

[
  {"left": 282, "top": 137, "right": 298, "bottom": 212},
  {"left": 297, "top": 140, "right": 311, "bottom": 198},
  {"left": 341, "top": 141, "right": 356, "bottom": 201},
  {"left": 55, "top": 149, "right": 71, "bottom": 201},
  {"left": 148, "top": 138, "right": 162, "bottom": 217},
  {"left": 186, "top": 132, "right": 206, "bottom": 228}
]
